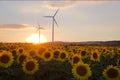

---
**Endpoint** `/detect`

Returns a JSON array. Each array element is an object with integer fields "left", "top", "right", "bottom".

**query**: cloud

[
  {"left": 3, "top": 1, "right": 104, "bottom": 14},
  {"left": 45, "top": 0, "right": 79, "bottom": 9},
  {"left": 0, "top": 24, "right": 33, "bottom": 29},
  {"left": 45, "top": 0, "right": 104, "bottom": 9}
]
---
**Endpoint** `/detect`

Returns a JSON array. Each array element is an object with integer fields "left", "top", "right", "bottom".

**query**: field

[{"left": 0, "top": 43, "right": 120, "bottom": 80}]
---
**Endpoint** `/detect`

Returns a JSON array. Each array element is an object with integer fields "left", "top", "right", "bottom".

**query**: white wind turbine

[
  {"left": 44, "top": 9, "right": 59, "bottom": 46},
  {"left": 35, "top": 21, "right": 44, "bottom": 44}
]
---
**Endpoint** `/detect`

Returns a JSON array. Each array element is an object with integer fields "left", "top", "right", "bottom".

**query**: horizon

[
  {"left": 1, "top": 40, "right": 120, "bottom": 43},
  {"left": 0, "top": 1, "right": 120, "bottom": 43}
]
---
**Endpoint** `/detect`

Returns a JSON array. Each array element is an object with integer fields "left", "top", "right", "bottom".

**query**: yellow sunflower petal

[
  {"left": 0, "top": 51, "right": 14, "bottom": 68},
  {"left": 72, "top": 62, "right": 92, "bottom": 80},
  {"left": 22, "top": 59, "right": 39, "bottom": 75},
  {"left": 103, "top": 65, "right": 120, "bottom": 80}
]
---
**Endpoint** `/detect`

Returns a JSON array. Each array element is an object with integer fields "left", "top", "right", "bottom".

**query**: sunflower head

[
  {"left": 93, "top": 52, "right": 98, "bottom": 59},
  {"left": 103, "top": 65, "right": 120, "bottom": 80},
  {"left": 72, "top": 62, "right": 92, "bottom": 80},
  {"left": 101, "top": 48, "right": 108, "bottom": 56},
  {"left": 0, "top": 51, "right": 14, "bottom": 68},
  {"left": 11, "top": 49, "right": 18, "bottom": 57},
  {"left": 18, "top": 48, "right": 24, "bottom": 54},
  {"left": 22, "top": 59, "right": 39, "bottom": 75},
  {"left": 42, "top": 51, "right": 53, "bottom": 61},
  {"left": 80, "top": 50, "right": 88, "bottom": 59},
  {"left": 71, "top": 54, "right": 81, "bottom": 65},
  {"left": 117, "top": 48, "right": 120, "bottom": 53},
  {"left": 109, "top": 50, "right": 115, "bottom": 59},
  {"left": 81, "top": 51, "right": 86, "bottom": 56},
  {"left": 58, "top": 51, "right": 68, "bottom": 62},
  {"left": 53, "top": 50, "right": 60, "bottom": 59},
  {"left": 76, "top": 65, "right": 87, "bottom": 76},
  {"left": 29, "top": 49, "right": 37, "bottom": 57},
  {"left": 37, "top": 47, "right": 46, "bottom": 58},
  {"left": 17, "top": 54, "right": 27, "bottom": 64},
  {"left": 90, "top": 50, "right": 100, "bottom": 62}
]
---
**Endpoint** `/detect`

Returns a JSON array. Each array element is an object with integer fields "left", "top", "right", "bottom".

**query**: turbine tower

[
  {"left": 44, "top": 9, "right": 59, "bottom": 46},
  {"left": 36, "top": 21, "right": 44, "bottom": 44}
]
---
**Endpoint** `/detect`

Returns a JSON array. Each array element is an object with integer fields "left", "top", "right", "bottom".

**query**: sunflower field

[{"left": 0, "top": 43, "right": 120, "bottom": 80}]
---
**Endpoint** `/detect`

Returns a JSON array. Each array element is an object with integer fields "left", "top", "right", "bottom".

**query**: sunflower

[
  {"left": 53, "top": 50, "right": 60, "bottom": 60},
  {"left": 103, "top": 65, "right": 120, "bottom": 80},
  {"left": 58, "top": 51, "right": 68, "bottom": 62},
  {"left": 117, "top": 48, "right": 120, "bottom": 53},
  {"left": 42, "top": 50, "right": 53, "bottom": 61},
  {"left": 18, "top": 48, "right": 24, "bottom": 54},
  {"left": 0, "top": 51, "right": 14, "bottom": 68},
  {"left": 80, "top": 50, "right": 88, "bottom": 59},
  {"left": 37, "top": 47, "right": 46, "bottom": 58},
  {"left": 109, "top": 49, "right": 115, "bottom": 59},
  {"left": 90, "top": 50, "right": 100, "bottom": 62},
  {"left": 29, "top": 49, "right": 37, "bottom": 57},
  {"left": 70, "top": 54, "right": 81, "bottom": 65},
  {"left": 72, "top": 62, "right": 92, "bottom": 80},
  {"left": 101, "top": 47, "right": 108, "bottom": 56},
  {"left": 22, "top": 59, "right": 39, "bottom": 75},
  {"left": 17, "top": 54, "right": 27, "bottom": 64},
  {"left": 11, "top": 49, "right": 18, "bottom": 57}
]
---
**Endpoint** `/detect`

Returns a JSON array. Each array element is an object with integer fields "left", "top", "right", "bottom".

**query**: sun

[{"left": 26, "top": 34, "right": 47, "bottom": 44}]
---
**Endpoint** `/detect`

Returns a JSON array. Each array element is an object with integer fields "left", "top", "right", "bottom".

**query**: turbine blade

[
  {"left": 43, "top": 16, "right": 52, "bottom": 18},
  {"left": 37, "top": 20, "right": 40, "bottom": 28},
  {"left": 36, "top": 28, "right": 39, "bottom": 32},
  {"left": 54, "top": 9, "right": 59, "bottom": 17},
  {"left": 54, "top": 18, "right": 59, "bottom": 27}
]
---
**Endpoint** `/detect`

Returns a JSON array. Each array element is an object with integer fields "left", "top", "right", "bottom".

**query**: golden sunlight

[{"left": 26, "top": 33, "right": 47, "bottom": 44}]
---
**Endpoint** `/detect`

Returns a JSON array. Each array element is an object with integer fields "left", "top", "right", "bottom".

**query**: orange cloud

[
  {"left": 45, "top": 0, "right": 78, "bottom": 9},
  {"left": 45, "top": 0, "right": 104, "bottom": 9},
  {"left": 0, "top": 24, "right": 33, "bottom": 29}
]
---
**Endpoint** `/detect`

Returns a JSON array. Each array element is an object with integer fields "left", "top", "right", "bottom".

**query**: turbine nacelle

[{"left": 36, "top": 27, "right": 44, "bottom": 32}]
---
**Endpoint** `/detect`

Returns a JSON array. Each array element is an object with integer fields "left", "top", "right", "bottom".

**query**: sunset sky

[{"left": 0, "top": 1, "right": 120, "bottom": 43}]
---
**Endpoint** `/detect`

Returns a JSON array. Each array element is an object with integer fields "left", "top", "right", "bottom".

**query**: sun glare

[{"left": 26, "top": 34, "right": 47, "bottom": 44}]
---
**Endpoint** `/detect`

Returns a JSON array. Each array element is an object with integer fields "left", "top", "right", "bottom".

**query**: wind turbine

[
  {"left": 44, "top": 9, "right": 59, "bottom": 46},
  {"left": 35, "top": 21, "right": 44, "bottom": 44}
]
